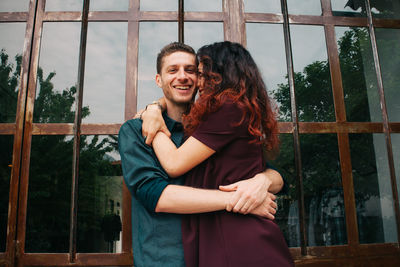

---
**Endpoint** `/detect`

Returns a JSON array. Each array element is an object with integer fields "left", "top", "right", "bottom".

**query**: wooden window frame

[{"left": 0, "top": 0, "right": 399, "bottom": 266}]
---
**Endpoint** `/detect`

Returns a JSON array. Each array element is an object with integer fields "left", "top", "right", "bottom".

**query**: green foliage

[{"left": 0, "top": 49, "right": 20, "bottom": 123}]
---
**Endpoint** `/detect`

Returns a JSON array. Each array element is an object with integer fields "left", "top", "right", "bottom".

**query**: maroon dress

[{"left": 182, "top": 100, "right": 294, "bottom": 267}]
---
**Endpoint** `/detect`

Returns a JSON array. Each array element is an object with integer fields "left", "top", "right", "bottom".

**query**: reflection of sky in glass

[
  {"left": 140, "top": 0, "right": 177, "bottom": 11},
  {"left": 82, "top": 22, "right": 127, "bottom": 124},
  {"left": 185, "top": 0, "right": 222, "bottom": 12},
  {"left": 287, "top": 0, "right": 321, "bottom": 15},
  {"left": 184, "top": 22, "right": 224, "bottom": 51},
  {"left": 246, "top": 23, "right": 287, "bottom": 96},
  {"left": 37, "top": 22, "right": 80, "bottom": 94},
  {"left": 244, "top": 0, "right": 281, "bottom": 13},
  {"left": 138, "top": 22, "right": 177, "bottom": 111},
  {"left": 45, "top": 0, "right": 83, "bottom": 11},
  {"left": 290, "top": 25, "right": 327, "bottom": 74},
  {"left": 0, "top": 23, "right": 26, "bottom": 69},
  {"left": 246, "top": 23, "right": 289, "bottom": 121},
  {"left": 0, "top": 0, "right": 29, "bottom": 12},
  {"left": 90, "top": 0, "right": 129, "bottom": 11}
]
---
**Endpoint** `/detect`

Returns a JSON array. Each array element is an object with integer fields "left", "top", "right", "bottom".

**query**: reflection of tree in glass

[
  {"left": 338, "top": 28, "right": 378, "bottom": 122},
  {"left": 0, "top": 49, "right": 121, "bottom": 252},
  {"left": 272, "top": 27, "right": 397, "bottom": 245},
  {"left": 274, "top": 60, "right": 334, "bottom": 122},
  {"left": 33, "top": 67, "right": 89, "bottom": 123},
  {"left": 0, "top": 49, "right": 20, "bottom": 123}
]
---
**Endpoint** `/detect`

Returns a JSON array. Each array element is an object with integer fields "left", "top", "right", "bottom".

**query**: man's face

[{"left": 156, "top": 51, "right": 197, "bottom": 106}]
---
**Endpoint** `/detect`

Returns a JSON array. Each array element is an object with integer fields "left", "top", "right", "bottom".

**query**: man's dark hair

[{"left": 156, "top": 42, "right": 195, "bottom": 74}]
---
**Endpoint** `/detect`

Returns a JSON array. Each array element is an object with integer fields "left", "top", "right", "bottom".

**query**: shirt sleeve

[
  {"left": 192, "top": 101, "right": 245, "bottom": 152},
  {"left": 118, "top": 119, "right": 170, "bottom": 212}
]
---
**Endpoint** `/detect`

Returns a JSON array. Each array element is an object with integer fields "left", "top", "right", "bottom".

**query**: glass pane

[
  {"left": 270, "top": 134, "right": 298, "bottom": 247},
  {"left": 140, "top": 0, "right": 177, "bottom": 11},
  {"left": 82, "top": 22, "right": 127, "bottom": 124},
  {"left": 185, "top": 0, "right": 222, "bottom": 12},
  {"left": 350, "top": 133, "right": 398, "bottom": 244},
  {"left": 184, "top": 22, "right": 224, "bottom": 51},
  {"left": 331, "top": 0, "right": 366, "bottom": 17},
  {"left": 246, "top": 23, "right": 290, "bottom": 122},
  {"left": 138, "top": 22, "right": 177, "bottom": 111},
  {"left": 376, "top": 28, "right": 400, "bottom": 122},
  {"left": 0, "top": 0, "right": 29, "bottom": 12},
  {"left": 77, "top": 135, "right": 123, "bottom": 253},
  {"left": 0, "top": 135, "right": 13, "bottom": 252},
  {"left": 371, "top": 0, "right": 400, "bottom": 19},
  {"left": 26, "top": 135, "right": 73, "bottom": 252},
  {"left": 90, "top": 0, "right": 129, "bottom": 11},
  {"left": 0, "top": 23, "right": 26, "bottom": 123},
  {"left": 287, "top": 0, "right": 321, "bottom": 16},
  {"left": 244, "top": 0, "right": 281, "bottom": 13},
  {"left": 34, "top": 23, "right": 80, "bottom": 123},
  {"left": 290, "top": 25, "right": 334, "bottom": 122},
  {"left": 336, "top": 27, "right": 381, "bottom": 122},
  {"left": 45, "top": 0, "right": 83, "bottom": 12},
  {"left": 301, "top": 134, "right": 347, "bottom": 246},
  {"left": 392, "top": 134, "right": 400, "bottom": 198}
]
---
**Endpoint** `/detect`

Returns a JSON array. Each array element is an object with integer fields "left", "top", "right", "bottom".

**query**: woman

[{"left": 151, "top": 41, "right": 293, "bottom": 267}]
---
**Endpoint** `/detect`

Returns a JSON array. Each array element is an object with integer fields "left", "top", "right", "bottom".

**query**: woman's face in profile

[{"left": 197, "top": 62, "right": 205, "bottom": 96}]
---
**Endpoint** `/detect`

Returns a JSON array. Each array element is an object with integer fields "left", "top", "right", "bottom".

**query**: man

[{"left": 119, "top": 42, "right": 284, "bottom": 267}]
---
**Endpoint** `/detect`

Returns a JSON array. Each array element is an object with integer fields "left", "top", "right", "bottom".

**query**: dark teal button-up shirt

[{"left": 119, "top": 112, "right": 185, "bottom": 267}]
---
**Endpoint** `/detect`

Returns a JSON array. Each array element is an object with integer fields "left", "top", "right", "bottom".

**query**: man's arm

[
  {"left": 220, "top": 168, "right": 283, "bottom": 214},
  {"left": 155, "top": 184, "right": 277, "bottom": 220}
]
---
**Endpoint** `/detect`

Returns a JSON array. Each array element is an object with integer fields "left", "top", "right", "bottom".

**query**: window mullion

[{"left": 69, "top": 0, "right": 90, "bottom": 262}]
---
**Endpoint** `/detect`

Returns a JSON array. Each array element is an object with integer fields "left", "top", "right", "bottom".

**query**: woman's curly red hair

[{"left": 183, "top": 41, "right": 279, "bottom": 153}]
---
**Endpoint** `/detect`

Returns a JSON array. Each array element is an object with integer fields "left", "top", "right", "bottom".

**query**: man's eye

[{"left": 168, "top": 69, "right": 176, "bottom": 73}]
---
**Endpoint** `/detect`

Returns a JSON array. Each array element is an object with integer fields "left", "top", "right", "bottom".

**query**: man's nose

[{"left": 177, "top": 69, "right": 188, "bottom": 80}]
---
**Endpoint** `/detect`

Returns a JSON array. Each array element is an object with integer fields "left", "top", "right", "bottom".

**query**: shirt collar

[{"left": 162, "top": 111, "right": 183, "bottom": 132}]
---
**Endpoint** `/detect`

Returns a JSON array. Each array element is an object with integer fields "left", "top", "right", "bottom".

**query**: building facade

[{"left": 0, "top": 0, "right": 399, "bottom": 266}]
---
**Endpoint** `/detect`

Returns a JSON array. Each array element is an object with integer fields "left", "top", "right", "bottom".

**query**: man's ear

[{"left": 155, "top": 74, "right": 162, "bottom": 88}]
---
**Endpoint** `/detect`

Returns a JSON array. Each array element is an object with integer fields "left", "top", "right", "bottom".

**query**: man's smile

[{"left": 173, "top": 85, "right": 192, "bottom": 90}]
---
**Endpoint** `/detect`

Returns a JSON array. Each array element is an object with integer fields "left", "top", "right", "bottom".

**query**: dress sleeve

[
  {"left": 118, "top": 119, "right": 170, "bottom": 212},
  {"left": 192, "top": 101, "right": 245, "bottom": 152}
]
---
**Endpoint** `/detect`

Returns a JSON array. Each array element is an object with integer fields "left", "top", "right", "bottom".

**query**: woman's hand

[
  {"left": 248, "top": 192, "right": 277, "bottom": 220},
  {"left": 139, "top": 104, "right": 170, "bottom": 145},
  {"left": 219, "top": 172, "right": 272, "bottom": 214}
]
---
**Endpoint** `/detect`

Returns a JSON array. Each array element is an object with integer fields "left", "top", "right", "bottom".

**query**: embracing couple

[{"left": 119, "top": 41, "right": 294, "bottom": 267}]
